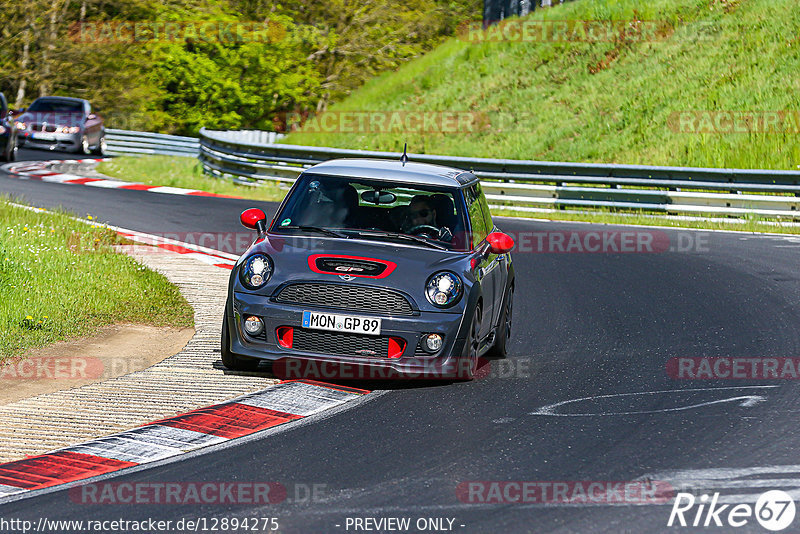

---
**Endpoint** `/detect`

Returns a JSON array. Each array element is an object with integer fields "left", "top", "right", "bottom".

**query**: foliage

[
  {"left": 284, "top": 0, "right": 800, "bottom": 170},
  {"left": 0, "top": 0, "right": 479, "bottom": 134}
]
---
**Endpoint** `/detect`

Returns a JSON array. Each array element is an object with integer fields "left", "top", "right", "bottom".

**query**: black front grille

[
  {"left": 275, "top": 283, "right": 414, "bottom": 315},
  {"left": 291, "top": 328, "right": 392, "bottom": 357},
  {"left": 316, "top": 258, "right": 387, "bottom": 277}
]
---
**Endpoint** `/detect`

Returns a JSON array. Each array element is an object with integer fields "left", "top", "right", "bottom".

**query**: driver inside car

[
  {"left": 402, "top": 195, "right": 438, "bottom": 233},
  {"left": 400, "top": 195, "right": 454, "bottom": 243}
]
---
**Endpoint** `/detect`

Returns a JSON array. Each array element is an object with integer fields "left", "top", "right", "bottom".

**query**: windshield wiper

[
  {"left": 352, "top": 230, "right": 447, "bottom": 250},
  {"left": 283, "top": 225, "right": 349, "bottom": 239}
]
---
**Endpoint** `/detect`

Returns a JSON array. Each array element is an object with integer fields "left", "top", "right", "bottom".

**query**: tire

[
  {"left": 460, "top": 303, "right": 482, "bottom": 380},
  {"left": 0, "top": 139, "right": 14, "bottom": 162},
  {"left": 486, "top": 286, "right": 513, "bottom": 359},
  {"left": 91, "top": 135, "right": 106, "bottom": 156},
  {"left": 221, "top": 313, "right": 260, "bottom": 371}
]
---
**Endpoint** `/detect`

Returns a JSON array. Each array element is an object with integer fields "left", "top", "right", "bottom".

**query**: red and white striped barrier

[
  {"left": 113, "top": 227, "right": 239, "bottom": 270},
  {"left": 0, "top": 380, "right": 369, "bottom": 498},
  {"left": 4, "top": 158, "right": 237, "bottom": 199}
]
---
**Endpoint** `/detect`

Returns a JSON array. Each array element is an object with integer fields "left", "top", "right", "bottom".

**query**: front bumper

[
  {"left": 20, "top": 131, "right": 81, "bottom": 151},
  {"left": 229, "top": 291, "right": 473, "bottom": 379}
]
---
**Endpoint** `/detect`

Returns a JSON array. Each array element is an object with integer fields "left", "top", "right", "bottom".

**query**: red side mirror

[
  {"left": 241, "top": 208, "right": 267, "bottom": 232},
  {"left": 486, "top": 232, "right": 514, "bottom": 254}
]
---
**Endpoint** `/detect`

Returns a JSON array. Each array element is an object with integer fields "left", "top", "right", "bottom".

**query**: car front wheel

[
  {"left": 92, "top": 135, "right": 106, "bottom": 156},
  {"left": 1, "top": 140, "right": 15, "bottom": 162},
  {"left": 486, "top": 285, "right": 513, "bottom": 359},
  {"left": 459, "top": 303, "right": 482, "bottom": 380}
]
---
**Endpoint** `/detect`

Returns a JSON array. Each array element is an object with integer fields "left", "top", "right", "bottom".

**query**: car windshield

[
  {"left": 27, "top": 100, "right": 83, "bottom": 113},
  {"left": 272, "top": 174, "right": 469, "bottom": 250}
]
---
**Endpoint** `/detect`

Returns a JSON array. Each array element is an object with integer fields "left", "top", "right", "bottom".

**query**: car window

[
  {"left": 475, "top": 183, "right": 495, "bottom": 233},
  {"left": 465, "top": 184, "right": 489, "bottom": 249},
  {"left": 272, "top": 174, "right": 469, "bottom": 250},
  {"left": 27, "top": 100, "right": 84, "bottom": 113}
]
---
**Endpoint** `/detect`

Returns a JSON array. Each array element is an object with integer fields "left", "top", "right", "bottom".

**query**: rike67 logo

[{"left": 668, "top": 490, "right": 796, "bottom": 531}]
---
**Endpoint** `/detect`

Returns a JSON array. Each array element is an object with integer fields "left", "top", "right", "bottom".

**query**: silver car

[{"left": 15, "top": 96, "right": 105, "bottom": 155}]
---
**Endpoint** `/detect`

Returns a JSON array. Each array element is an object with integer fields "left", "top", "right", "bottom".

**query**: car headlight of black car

[
  {"left": 425, "top": 271, "right": 462, "bottom": 307},
  {"left": 240, "top": 254, "right": 273, "bottom": 289}
]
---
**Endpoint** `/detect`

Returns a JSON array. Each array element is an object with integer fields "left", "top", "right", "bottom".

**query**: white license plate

[
  {"left": 302, "top": 311, "right": 381, "bottom": 335},
  {"left": 32, "top": 132, "right": 56, "bottom": 141}
]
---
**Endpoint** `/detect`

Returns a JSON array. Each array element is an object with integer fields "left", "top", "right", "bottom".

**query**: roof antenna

[{"left": 400, "top": 142, "right": 408, "bottom": 166}]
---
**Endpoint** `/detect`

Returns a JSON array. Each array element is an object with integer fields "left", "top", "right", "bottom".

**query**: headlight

[
  {"left": 59, "top": 126, "right": 79, "bottom": 133},
  {"left": 15, "top": 122, "right": 26, "bottom": 130},
  {"left": 239, "top": 253, "right": 273, "bottom": 289},
  {"left": 425, "top": 271, "right": 462, "bottom": 308}
]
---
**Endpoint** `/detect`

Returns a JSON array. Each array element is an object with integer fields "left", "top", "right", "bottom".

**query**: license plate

[
  {"left": 32, "top": 132, "right": 56, "bottom": 141},
  {"left": 302, "top": 311, "right": 381, "bottom": 335}
]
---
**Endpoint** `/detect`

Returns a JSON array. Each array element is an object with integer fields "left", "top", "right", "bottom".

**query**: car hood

[
  {"left": 239, "top": 232, "right": 473, "bottom": 294},
  {"left": 17, "top": 112, "right": 85, "bottom": 126}
]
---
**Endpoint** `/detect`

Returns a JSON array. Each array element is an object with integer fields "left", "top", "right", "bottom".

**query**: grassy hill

[{"left": 284, "top": 0, "right": 800, "bottom": 170}]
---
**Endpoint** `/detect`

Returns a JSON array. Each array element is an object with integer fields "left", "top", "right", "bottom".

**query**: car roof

[
  {"left": 33, "top": 96, "right": 87, "bottom": 104},
  {"left": 302, "top": 158, "right": 478, "bottom": 187}
]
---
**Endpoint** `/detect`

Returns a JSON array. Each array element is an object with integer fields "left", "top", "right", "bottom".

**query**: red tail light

[{"left": 276, "top": 327, "right": 294, "bottom": 348}]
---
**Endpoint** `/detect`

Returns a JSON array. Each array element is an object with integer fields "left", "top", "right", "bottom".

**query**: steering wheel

[{"left": 406, "top": 225, "right": 440, "bottom": 238}]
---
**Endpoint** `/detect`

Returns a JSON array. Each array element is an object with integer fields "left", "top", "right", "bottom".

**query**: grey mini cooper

[{"left": 222, "top": 158, "right": 515, "bottom": 380}]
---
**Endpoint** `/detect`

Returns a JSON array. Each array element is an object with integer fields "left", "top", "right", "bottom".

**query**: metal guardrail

[
  {"left": 105, "top": 129, "right": 199, "bottom": 158},
  {"left": 206, "top": 130, "right": 284, "bottom": 145},
  {"left": 198, "top": 127, "right": 800, "bottom": 219}
]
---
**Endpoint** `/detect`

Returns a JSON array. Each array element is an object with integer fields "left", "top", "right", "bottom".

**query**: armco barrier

[
  {"left": 105, "top": 129, "right": 199, "bottom": 158},
  {"left": 198, "top": 127, "right": 800, "bottom": 219}
]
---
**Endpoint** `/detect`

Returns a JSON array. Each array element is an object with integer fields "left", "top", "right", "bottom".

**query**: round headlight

[
  {"left": 240, "top": 253, "right": 273, "bottom": 289},
  {"left": 425, "top": 272, "right": 462, "bottom": 308},
  {"left": 15, "top": 122, "right": 26, "bottom": 130}
]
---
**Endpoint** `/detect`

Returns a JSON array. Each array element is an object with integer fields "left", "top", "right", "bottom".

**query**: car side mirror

[
  {"left": 87, "top": 113, "right": 97, "bottom": 120},
  {"left": 241, "top": 208, "right": 268, "bottom": 233},
  {"left": 485, "top": 232, "right": 515, "bottom": 254}
]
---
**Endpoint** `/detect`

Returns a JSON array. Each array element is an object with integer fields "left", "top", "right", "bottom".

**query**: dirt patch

[{"left": 0, "top": 324, "right": 194, "bottom": 405}]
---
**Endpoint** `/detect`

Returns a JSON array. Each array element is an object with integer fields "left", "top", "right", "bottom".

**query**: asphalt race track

[{"left": 2, "top": 149, "right": 800, "bottom": 533}]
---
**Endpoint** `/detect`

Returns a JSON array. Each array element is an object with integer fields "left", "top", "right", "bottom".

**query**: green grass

[
  {"left": 283, "top": 0, "right": 800, "bottom": 170},
  {"left": 0, "top": 200, "right": 194, "bottom": 363},
  {"left": 97, "top": 156, "right": 289, "bottom": 202}
]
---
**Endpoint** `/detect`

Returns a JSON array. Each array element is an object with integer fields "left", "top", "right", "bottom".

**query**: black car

[
  {"left": 222, "top": 158, "right": 515, "bottom": 380},
  {"left": 0, "top": 93, "right": 17, "bottom": 162},
  {"left": 15, "top": 96, "right": 105, "bottom": 155}
]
